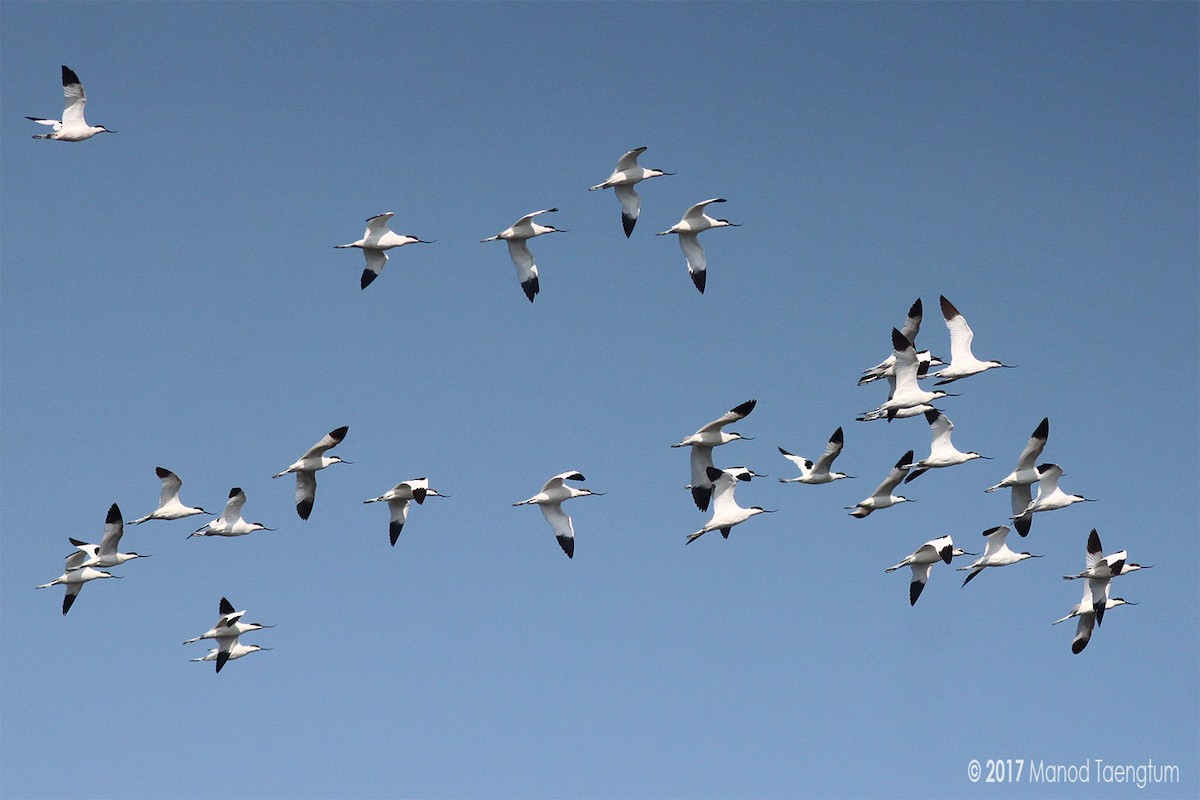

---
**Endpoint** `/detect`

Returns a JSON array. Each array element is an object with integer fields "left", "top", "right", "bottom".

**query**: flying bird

[
  {"left": 1011, "top": 463, "right": 1094, "bottom": 526},
  {"left": 67, "top": 503, "right": 148, "bottom": 570},
  {"left": 686, "top": 466, "right": 774, "bottom": 544},
  {"left": 857, "top": 299, "right": 945, "bottom": 386},
  {"left": 27, "top": 65, "right": 114, "bottom": 141},
  {"left": 958, "top": 526, "right": 1041, "bottom": 586},
  {"left": 190, "top": 635, "right": 270, "bottom": 674},
  {"left": 656, "top": 198, "right": 739, "bottom": 294},
  {"left": 1062, "top": 529, "right": 1150, "bottom": 624},
  {"left": 190, "top": 488, "right": 275, "bottom": 538},
  {"left": 272, "top": 425, "right": 352, "bottom": 520},
  {"left": 847, "top": 451, "right": 915, "bottom": 518},
  {"left": 588, "top": 146, "right": 674, "bottom": 237},
  {"left": 37, "top": 511, "right": 128, "bottom": 616},
  {"left": 885, "top": 535, "right": 974, "bottom": 605},
  {"left": 902, "top": 410, "right": 990, "bottom": 483},
  {"left": 481, "top": 208, "right": 566, "bottom": 302},
  {"left": 130, "top": 467, "right": 210, "bottom": 524},
  {"left": 931, "top": 296, "right": 1015, "bottom": 385},
  {"left": 778, "top": 427, "right": 853, "bottom": 484},
  {"left": 364, "top": 478, "right": 448, "bottom": 546},
  {"left": 855, "top": 358, "right": 938, "bottom": 422},
  {"left": 36, "top": 558, "right": 120, "bottom": 615},
  {"left": 670, "top": 399, "right": 757, "bottom": 511},
  {"left": 513, "top": 471, "right": 604, "bottom": 558},
  {"left": 183, "top": 597, "right": 274, "bottom": 645},
  {"left": 863, "top": 329, "right": 955, "bottom": 422},
  {"left": 1053, "top": 579, "right": 1136, "bottom": 654},
  {"left": 984, "top": 418, "right": 1049, "bottom": 493},
  {"left": 335, "top": 212, "right": 433, "bottom": 290}
]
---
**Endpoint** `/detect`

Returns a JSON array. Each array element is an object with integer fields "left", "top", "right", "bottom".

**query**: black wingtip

[
  {"left": 897, "top": 450, "right": 915, "bottom": 469},
  {"left": 106, "top": 503, "right": 122, "bottom": 525},
  {"left": 691, "top": 485, "right": 711, "bottom": 512},
  {"left": 155, "top": 466, "right": 172, "bottom": 479},
  {"left": 522, "top": 276, "right": 539, "bottom": 303},
  {"left": 691, "top": 269, "right": 706, "bottom": 294},
  {"left": 61, "top": 65, "right": 81, "bottom": 86},
  {"left": 389, "top": 521, "right": 403, "bottom": 547},
  {"left": 704, "top": 466, "right": 725, "bottom": 482},
  {"left": 413, "top": 487, "right": 427, "bottom": 504},
  {"left": 830, "top": 427, "right": 844, "bottom": 444},
  {"left": 720, "top": 527, "right": 731, "bottom": 539},
  {"left": 939, "top": 295, "right": 958, "bottom": 318},
  {"left": 62, "top": 593, "right": 76, "bottom": 615},
  {"left": 360, "top": 269, "right": 377, "bottom": 290},
  {"left": 1014, "top": 516, "right": 1032, "bottom": 537},
  {"left": 557, "top": 534, "right": 574, "bottom": 558},
  {"left": 216, "top": 651, "right": 229, "bottom": 673},
  {"left": 622, "top": 213, "right": 636, "bottom": 238},
  {"left": 229, "top": 487, "right": 242, "bottom": 498},
  {"left": 891, "top": 328, "right": 911, "bottom": 351},
  {"left": 909, "top": 581, "right": 924, "bottom": 606},
  {"left": 939, "top": 544, "right": 954, "bottom": 565},
  {"left": 908, "top": 298, "right": 922, "bottom": 318},
  {"left": 1033, "top": 417, "right": 1049, "bottom": 439},
  {"left": 297, "top": 499, "right": 314, "bottom": 520},
  {"left": 1071, "top": 638, "right": 1088, "bottom": 655},
  {"left": 903, "top": 467, "right": 927, "bottom": 484},
  {"left": 1087, "top": 529, "right": 1102, "bottom": 555},
  {"left": 731, "top": 399, "right": 757, "bottom": 417},
  {"left": 330, "top": 425, "right": 349, "bottom": 441}
]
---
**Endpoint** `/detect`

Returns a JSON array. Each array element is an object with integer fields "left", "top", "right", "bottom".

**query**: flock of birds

[{"left": 30, "top": 64, "right": 1148, "bottom": 668}]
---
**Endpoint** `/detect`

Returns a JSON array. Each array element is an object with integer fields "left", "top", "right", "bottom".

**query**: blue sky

[{"left": 1, "top": 2, "right": 1197, "bottom": 798}]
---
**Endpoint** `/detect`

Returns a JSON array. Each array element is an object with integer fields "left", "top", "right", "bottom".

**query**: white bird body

[
  {"left": 778, "top": 427, "right": 853, "bottom": 484},
  {"left": 671, "top": 399, "right": 756, "bottom": 511},
  {"left": 272, "top": 425, "right": 351, "bottom": 520},
  {"left": 364, "top": 477, "right": 447, "bottom": 546},
  {"left": 686, "top": 467, "right": 773, "bottom": 544},
  {"left": 131, "top": 467, "right": 210, "bottom": 524},
  {"left": 869, "top": 329, "right": 954, "bottom": 421},
  {"left": 27, "top": 66, "right": 113, "bottom": 141},
  {"left": 190, "top": 635, "right": 270, "bottom": 673},
  {"left": 36, "top": 562, "right": 120, "bottom": 615},
  {"left": 885, "top": 535, "right": 974, "bottom": 605},
  {"left": 183, "top": 597, "right": 273, "bottom": 645},
  {"left": 335, "top": 212, "right": 432, "bottom": 290},
  {"left": 1012, "top": 463, "right": 1094, "bottom": 519},
  {"left": 66, "top": 503, "right": 147, "bottom": 570},
  {"left": 958, "top": 525, "right": 1041, "bottom": 585},
  {"left": 657, "top": 198, "right": 738, "bottom": 294},
  {"left": 190, "top": 488, "right": 274, "bottom": 538},
  {"left": 513, "top": 471, "right": 603, "bottom": 558},
  {"left": 847, "top": 450, "right": 915, "bottom": 517},
  {"left": 903, "top": 410, "right": 989, "bottom": 482},
  {"left": 589, "top": 147, "right": 673, "bottom": 237},
  {"left": 481, "top": 208, "right": 565, "bottom": 302},
  {"left": 985, "top": 418, "right": 1049, "bottom": 493},
  {"left": 932, "top": 295, "right": 1015, "bottom": 385}
]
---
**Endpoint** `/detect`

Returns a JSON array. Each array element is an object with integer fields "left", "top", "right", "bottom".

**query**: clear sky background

[{"left": 2, "top": 3, "right": 1197, "bottom": 798}]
